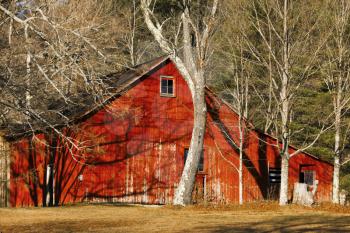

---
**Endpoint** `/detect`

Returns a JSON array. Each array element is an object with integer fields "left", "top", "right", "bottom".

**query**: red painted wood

[{"left": 9, "top": 59, "right": 333, "bottom": 207}]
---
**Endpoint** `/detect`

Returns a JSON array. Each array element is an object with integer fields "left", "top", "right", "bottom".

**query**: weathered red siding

[{"left": 9, "top": 59, "right": 333, "bottom": 206}]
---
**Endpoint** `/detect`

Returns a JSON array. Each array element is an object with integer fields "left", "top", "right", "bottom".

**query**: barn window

[
  {"left": 160, "top": 76, "right": 175, "bottom": 97},
  {"left": 300, "top": 170, "right": 315, "bottom": 186},
  {"left": 184, "top": 148, "right": 204, "bottom": 172},
  {"left": 269, "top": 168, "right": 281, "bottom": 183}
]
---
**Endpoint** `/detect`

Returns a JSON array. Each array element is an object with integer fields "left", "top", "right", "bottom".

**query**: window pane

[
  {"left": 299, "top": 172, "right": 305, "bottom": 183},
  {"left": 198, "top": 151, "right": 204, "bottom": 172},
  {"left": 184, "top": 149, "right": 204, "bottom": 172},
  {"left": 303, "top": 171, "right": 314, "bottom": 185},
  {"left": 161, "top": 79, "right": 168, "bottom": 88},
  {"left": 269, "top": 168, "right": 281, "bottom": 183},
  {"left": 167, "top": 80, "right": 173, "bottom": 94},
  {"left": 167, "top": 79, "right": 173, "bottom": 88},
  {"left": 168, "top": 85, "right": 173, "bottom": 94},
  {"left": 184, "top": 149, "right": 189, "bottom": 165},
  {"left": 161, "top": 85, "right": 168, "bottom": 94},
  {"left": 161, "top": 79, "right": 168, "bottom": 94}
]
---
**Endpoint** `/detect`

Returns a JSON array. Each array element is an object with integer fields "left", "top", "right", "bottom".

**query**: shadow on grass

[
  {"left": 1, "top": 219, "right": 136, "bottom": 233},
  {"left": 198, "top": 215, "right": 350, "bottom": 233},
  {"left": 2, "top": 207, "right": 350, "bottom": 233}
]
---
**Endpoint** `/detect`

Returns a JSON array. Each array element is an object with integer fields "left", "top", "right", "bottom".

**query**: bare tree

[
  {"left": 222, "top": 38, "right": 251, "bottom": 205},
  {"left": 0, "top": 2, "right": 139, "bottom": 201},
  {"left": 116, "top": 0, "right": 159, "bottom": 67},
  {"left": 321, "top": 0, "right": 350, "bottom": 204},
  {"left": 246, "top": 0, "right": 329, "bottom": 205},
  {"left": 140, "top": 0, "right": 219, "bottom": 205},
  {"left": 0, "top": 0, "right": 131, "bottom": 136},
  {"left": 212, "top": 9, "right": 253, "bottom": 203}
]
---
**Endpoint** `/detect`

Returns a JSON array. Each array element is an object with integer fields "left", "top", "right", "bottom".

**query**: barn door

[
  {"left": 268, "top": 167, "right": 281, "bottom": 200},
  {"left": 184, "top": 148, "right": 206, "bottom": 203},
  {"left": 192, "top": 174, "right": 206, "bottom": 203}
]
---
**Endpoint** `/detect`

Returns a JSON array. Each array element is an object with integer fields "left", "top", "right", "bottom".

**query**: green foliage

[{"left": 340, "top": 172, "right": 350, "bottom": 193}]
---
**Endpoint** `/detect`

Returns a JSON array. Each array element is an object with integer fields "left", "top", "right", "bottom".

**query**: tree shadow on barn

[
  {"left": 10, "top": 96, "right": 193, "bottom": 207},
  {"left": 206, "top": 93, "right": 270, "bottom": 200}
]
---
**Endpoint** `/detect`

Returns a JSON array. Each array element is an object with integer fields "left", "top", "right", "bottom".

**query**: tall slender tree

[
  {"left": 246, "top": 0, "right": 328, "bottom": 205},
  {"left": 223, "top": 40, "right": 251, "bottom": 205},
  {"left": 321, "top": 0, "right": 350, "bottom": 204},
  {"left": 141, "top": 0, "right": 219, "bottom": 205}
]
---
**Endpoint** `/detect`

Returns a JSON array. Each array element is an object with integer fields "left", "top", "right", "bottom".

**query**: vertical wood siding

[{"left": 8, "top": 60, "right": 333, "bottom": 207}]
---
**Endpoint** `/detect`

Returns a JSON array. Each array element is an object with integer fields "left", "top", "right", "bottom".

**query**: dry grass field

[{"left": 1, "top": 202, "right": 350, "bottom": 232}]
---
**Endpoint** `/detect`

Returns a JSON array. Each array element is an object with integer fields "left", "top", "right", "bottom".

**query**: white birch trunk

[
  {"left": 173, "top": 84, "right": 206, "bottom": 205},
  {"left": 24, "top": 25, "right": 31, "bottom": 110},
  {"left": 332, "top": 86, "right": 341, "bottom": 203},
  {"left": 279, "top": 155, "right": 289, "bottom": 205},
  {"left": 141, "top": 0, "right": 218, "bottom": 205},
  {"left": 238, "top": 145, "right": 243, "bottom": 205},
  {"left": 279, "top": 0, "right": 290, "bottom": 206},
  {"left": 328, "top": 0, "right": 350, "bottom": 205},
  {"left": 332, "top": 156, "right": 340, "bottom": 204},
  {"left": 0, "top": 135, "right": 10, "bottom": 207},
  {"left": 172, "top": 7, "right": 207, "bottom": 205},
  {"left": 238, "top": 106, "right": 245, "bottom": 205},
  {"left": 8, "top": 18, "right": 13, "bottom": 45}
]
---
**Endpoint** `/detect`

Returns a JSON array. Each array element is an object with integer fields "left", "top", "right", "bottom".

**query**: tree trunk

[
  {"left": 24, "top": 25, "right": 31, "bottom": 110},
  {"left": 173, "top": 84, "right": 206, "bottom": 205},
  {"left": 333, "top": 156, "right": 340, "bottom": 204},
  {"left": 279, "top": 155, "right": 289, "bottom": 205},
  {"left": 332, "top": 73, "right": 342, "bottom": 204},
  {"left": 47, "top": 134, "right": 57, "bottom": 207},
  {"left": 239, "top": 148, "right": 243, "bottom": 205},
  {"left": 279, "top": 0, "right": 290, "bottom": 206},
  {"left": 173, "top": 6, "right": 207, "bottom": 205},
  {"left": 332, "top": 111, "right": 341, "bottom": 204},
  {"left": 0, "top": 135, "right": 10, "bottom": 207},
  {"left": 42, "top": 164, "right": 47, "bottom": 207},
  {"left": 238, "top": 114, "right": 245, "bottom": 205},
  {"left": 48, "top": 163, "right": 54, "bottom": 206},
  {"left": 140, "top": 0, "right": 217, "bottom": 205}
]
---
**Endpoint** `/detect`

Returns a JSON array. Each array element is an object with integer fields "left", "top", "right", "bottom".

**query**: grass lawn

[{"left": 1, "top": 202, "right": 350, "bottom": 232}]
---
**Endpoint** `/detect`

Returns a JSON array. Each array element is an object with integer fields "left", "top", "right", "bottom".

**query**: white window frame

[{"left": 160, "top": 76, "right": 176, "bottom": 97}]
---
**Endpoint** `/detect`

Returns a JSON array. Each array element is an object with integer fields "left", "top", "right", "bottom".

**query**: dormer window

[{"left": 160, "top": 76, "right": 175, "bottom": 97}]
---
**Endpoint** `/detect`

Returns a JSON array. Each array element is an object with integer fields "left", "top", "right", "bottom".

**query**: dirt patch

[{"left": 1, "top": 203, "right": 350, "bottom": 232}]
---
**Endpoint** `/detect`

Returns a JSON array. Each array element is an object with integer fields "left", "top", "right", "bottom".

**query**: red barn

[{"left": 0, "top": 56, "right": 333, "bottom": 207}]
